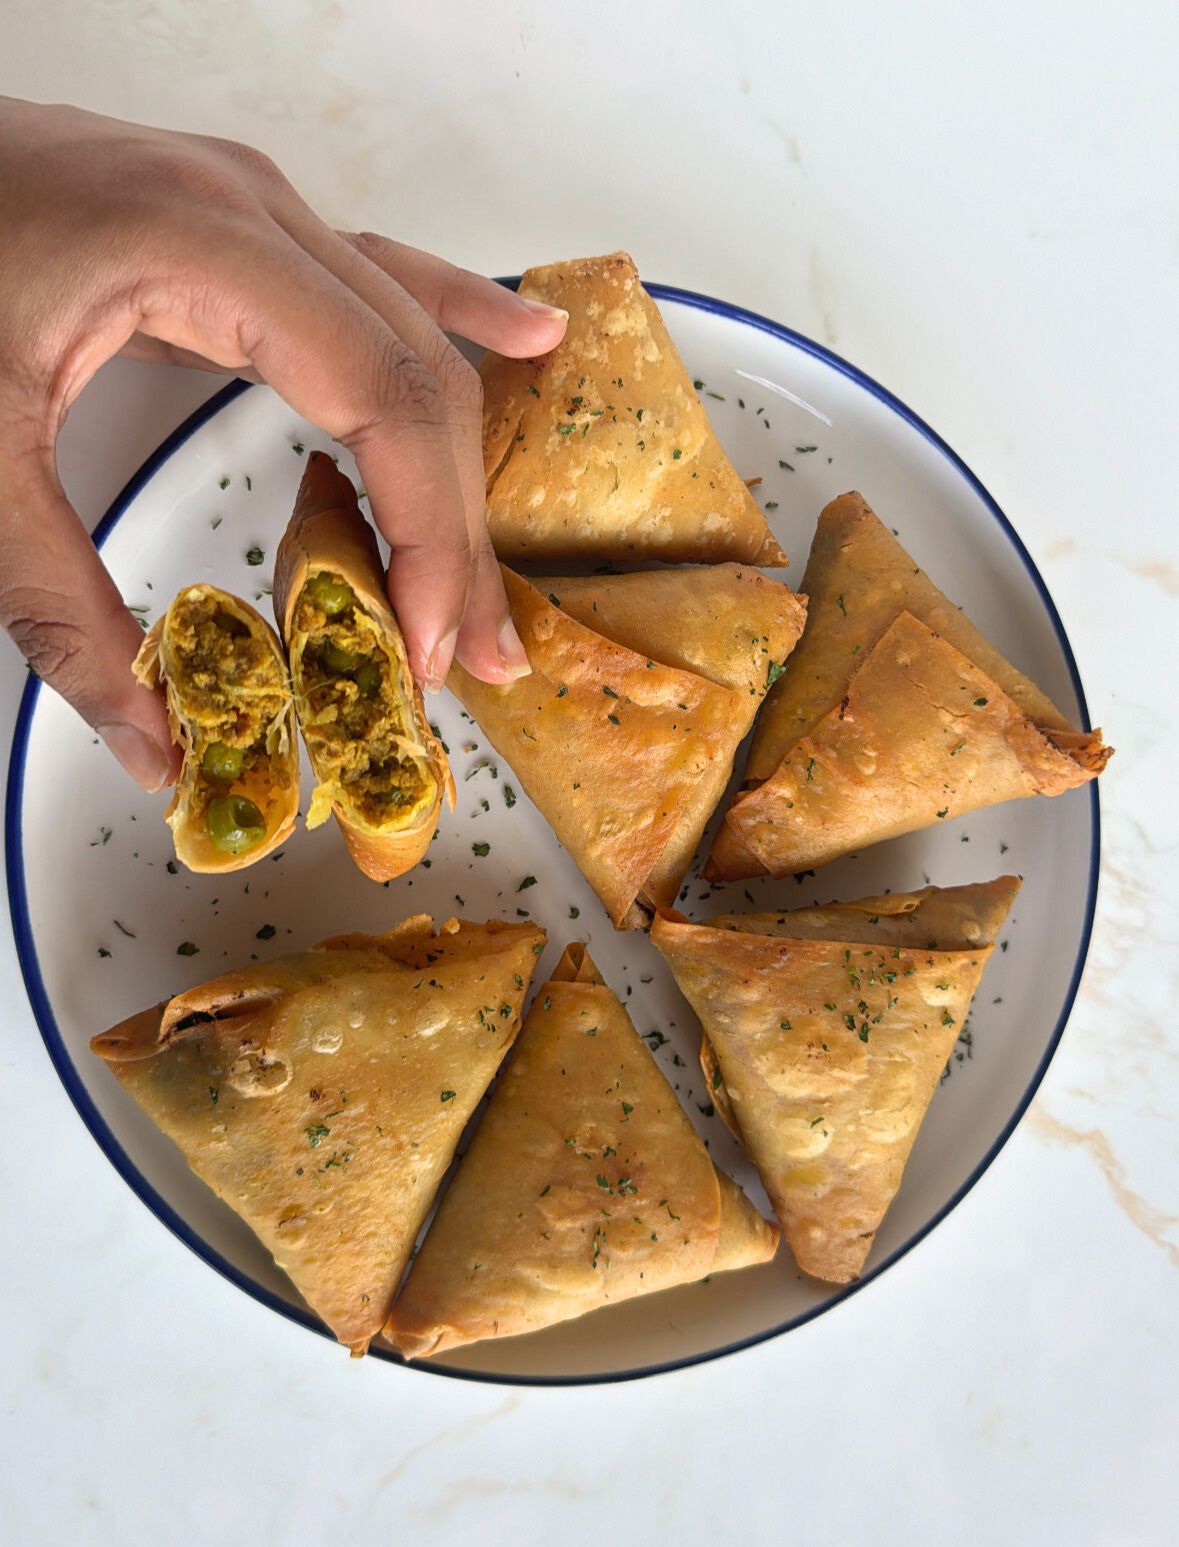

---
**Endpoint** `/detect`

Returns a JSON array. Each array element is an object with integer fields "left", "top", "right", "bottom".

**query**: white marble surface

[{"left": 2, "top": 3, "right": 1176, "bottom": 1541}]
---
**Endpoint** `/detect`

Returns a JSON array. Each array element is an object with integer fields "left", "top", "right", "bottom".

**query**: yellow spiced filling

[
  {"left": 292, "top": 573, "right": 432, "bottom": 830},
  {"left": 167, "top": 593, "right": 291, "bottom": 850}
]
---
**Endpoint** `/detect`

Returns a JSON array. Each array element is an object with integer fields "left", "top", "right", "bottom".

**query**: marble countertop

[{"left": 2, "top": 4, "right": 1175, "bottom": 1542}]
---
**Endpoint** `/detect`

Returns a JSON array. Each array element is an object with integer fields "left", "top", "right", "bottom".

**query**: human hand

[{"left": 0, "top": 97, "right": 566, "bottom": 789}]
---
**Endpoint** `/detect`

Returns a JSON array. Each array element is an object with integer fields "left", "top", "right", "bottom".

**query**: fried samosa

[
  {"left": 651, "top": 877, "right": 1020, "bottom": 1283},
  {"left": 449, "top": 564, "right": 807, "bottom": 928},
  {"left": 134, "top": 585, "right": 298, "bottom": 871},
  {"left": 384, "top": 943, "right": 778, "bottom": 1358},
  {"left": 706, "top": 493, "right": 1111, "bottom": 880},
  {"left": 274, "top": 452, "right": 454, "bottom": 881},
  {"left": 481, "top": 251, "right": 786, "bottom": 566},
  {"left": 91, "top": 916, "right": 546, "bottom": 1355}
]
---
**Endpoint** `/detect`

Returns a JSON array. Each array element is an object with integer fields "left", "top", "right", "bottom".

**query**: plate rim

[{"left": 4, "top": 284, "right": 1101, "bottom": 1386}]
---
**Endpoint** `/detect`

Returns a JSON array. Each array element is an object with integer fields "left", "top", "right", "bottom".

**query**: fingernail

[
  {"left": 423, "top": 627, "right": 459, "bottom": 694},
  {"left": 98, "top": 722, "right": 175, "bottom": 792},
  {"left": 496, "top": 617, "right": 532, "bottom": 681},
  {"left": 516, "top": 297, "right": 569, "bottom": 322}
]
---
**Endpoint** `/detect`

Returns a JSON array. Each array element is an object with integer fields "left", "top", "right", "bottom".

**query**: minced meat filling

[
  {"left": 293, "top": 579, "right": 429, "bottom": 826},
  {"left": 169, "top": 596, "right": 289, "bottom": 808}
]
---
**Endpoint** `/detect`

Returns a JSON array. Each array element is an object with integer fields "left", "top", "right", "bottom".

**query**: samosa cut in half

[
  {"left": 448, "top": 564, "right": 807, "bottom": 928},
  {"left": 384, "top": 943, "right": 778, "bottom": 1358},
  {"left": 91, "top": 915, "right": 545, "bottom": 1355},
  {"left": 480, "top": 251, "right": 787, "bottom": 567},
  {"left": 274, "top": 451, "right": 455, "bottom": 882},
  {"left": 706, "top": 493, "right": 1112, "bottom": 881},
  {"left": 651, "top": 877, "right": 1020, "bottom": 1284},
  {"left": 135, "top": 586, "right": 299, "bottom": 873}
]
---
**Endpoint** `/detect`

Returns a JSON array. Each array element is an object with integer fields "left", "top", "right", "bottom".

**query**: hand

[{"left": 0, "top": 97, "right": 566, "bottom": 789}]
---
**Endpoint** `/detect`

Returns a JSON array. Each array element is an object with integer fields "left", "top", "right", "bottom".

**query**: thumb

[{"left": 0, "top": 451, "right": 179, "bottom": 790}]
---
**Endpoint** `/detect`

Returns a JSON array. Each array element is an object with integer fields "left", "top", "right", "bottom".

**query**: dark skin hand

[{"left": 0, "top": 97, "right": 566, "bottom": 788}]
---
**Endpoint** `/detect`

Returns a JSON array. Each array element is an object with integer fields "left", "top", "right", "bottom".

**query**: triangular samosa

[
  {"left": 651, "top": 878, "right": 1019, "bottom": 1283},
  {"left": 448, "top": 565, "right": 807, "bottom": 928},
  {"left": 91, "top": 916, "right": 546, "bottom": 1354},
  {"left": 134, "top": 585, "right": 299, "bottom": 872},
  {"left": 384, "top": 944, "right": 778, "bottom": 1358},
  {"left": 481, "top": 251, "right": 786, "bottom": 566},
  {"left": 706, "top": 493, "right": 1111, "bottom": 880},
  {"left": 274, "top": 452, "right": 454, "bottom": 882}
]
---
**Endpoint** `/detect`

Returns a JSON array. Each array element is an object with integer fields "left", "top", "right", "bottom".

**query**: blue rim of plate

[{"left": 4, "top": 282, "right": 1101, "bottom": 1386}]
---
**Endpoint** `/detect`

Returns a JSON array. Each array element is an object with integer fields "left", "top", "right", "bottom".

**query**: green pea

[
  {"left": 207, "top": 795, "right": 266, "bottom": 854},
  {"left": 305, "top": 573, "right": 355, "bottom": 616},
  {"left": 322, "top": 643, "right": 360, "bottom": 672},
  {"left": 355, "top": 660, "right": 381, "bottom": 697},
  {"left": 201, "top": 741, "right": 244, "bottom": 782}
]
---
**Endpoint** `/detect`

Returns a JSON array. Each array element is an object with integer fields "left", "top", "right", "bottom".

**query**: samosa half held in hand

[
  {"left": 651, "top": 877, "right": 1019, "bottom": 1284},
  {"left": 481, "top": 251, "right": 786, "bottom": 567},
  {"left": 706, "top": 493, "right": 1111, "bottom": 880},
  {"left": 449, "top": 564, "right": 807, "bottom": 928},
  {"left": 91, "top": 916, "right": 545, "bottom": 1355},
  {"left": 134, "top": 585, "right": 298, "bottom": 872},
  {"left": 274, "top": 451, "right": 454, "bottom": 881},
  {"left": 384, "top": 943, "right": 778, "bottom": 1358}
]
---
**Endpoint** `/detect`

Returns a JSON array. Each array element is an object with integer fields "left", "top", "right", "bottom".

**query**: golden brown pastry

[
  {"left": 91, "top": 916, "right": 546, "bottom": 1355},
  {"left": 651, "top": 877, "right": 1020, "bottom": 1283},
  {"left": 481, "top": 252, "right": 787, "bottom": 566},
  {"left": 134, "top": 585, "right": 298, "bottom": 872},
  {"left": 273, "top": 452, "right": 454, "bottom": 882},
  {"left": 384, "top": 943, "right": 778, "bottom": 1358},
  {"left": 706, "top": 493, "right": 1112, "bottom": 879},
  {"left": 449, "top": 564, "right": 807, "bottom": 928}
]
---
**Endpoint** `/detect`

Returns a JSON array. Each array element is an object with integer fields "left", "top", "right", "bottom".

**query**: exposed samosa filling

[
  {"left": 168, "top": 593, "right": 291, "bottom": 854},
  {"left": 292, "top": 572, "right": 431, "bottom": 829}
]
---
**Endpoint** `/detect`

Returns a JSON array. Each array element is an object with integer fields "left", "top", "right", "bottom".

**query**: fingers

[
  {"left": 338, "top": 234, "right": 569, "bottom": 358},
  {"left": 262, "top": 212, "right": 529, "bottom": 684},
  {"left": 0, "top": 443, "right": 178, "bottom": 790},
  {"left": 454, "top": 531, "right": 530, "bottom": 684},
  {"left": 135, "top": 219, "right": 473, "bottom": 686}
]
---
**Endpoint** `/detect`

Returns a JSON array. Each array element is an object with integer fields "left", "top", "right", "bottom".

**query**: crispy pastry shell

[
  {"left": 133, "top": 586, "right": 298, "bottom": 872},
  {"left": 449, "top": 565, "right": 806, "bottom": 928},
  {"left": 651, "top": 878, "right": 1019, "bottom": 1283},
  {"left": 384, "top": 943, "right": 778, "bottom": 1358},
  {"left": 91, "top": 916, "right": 545, "bottom": 1355},
  {"left": 706, "top": 493, "right": 1112, "bottom": 879},
  {"left": 481, "top": 251, "right": 787, "bottom": 566},
  {"left": 274, "top": 452, "right": 454, "bottom": 881}
]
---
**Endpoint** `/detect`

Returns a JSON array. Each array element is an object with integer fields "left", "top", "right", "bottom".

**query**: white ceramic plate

[{"left": 5, "top": 285, "right": 1099, "bottom": 1384}]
